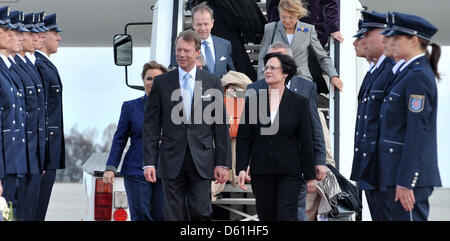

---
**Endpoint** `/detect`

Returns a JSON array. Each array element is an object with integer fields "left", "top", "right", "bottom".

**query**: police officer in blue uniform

[
  {"left": 350, "top": 11, "right": 388, "bottom": 220},
  {"left": 0, "top": 15, "right": 5, "bottom": 196},
  {"left": 366, "top": 12, "right": 442, "bottom": 221},
  {"left": 9, "top": 10, "right": 46, "bottom": 221},
  {"left": 26, "top": 14, "right": 47, "bottom": 187},
  {"left": 34, "top": 13, "right": 64, "bottom": 221},
  {"left": 0, "top": 6, "right": 29, "bottom": 219}
]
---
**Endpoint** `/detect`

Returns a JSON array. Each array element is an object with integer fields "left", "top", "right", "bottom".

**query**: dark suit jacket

[
  {"left": 236, "top": 86, "right": 315, "bottom": 180},
  {"left": 21, "top": 55, "right": 47, "bottom": 172},
  {"left": 247, "top": 77, "right": 326, "bottom": 166},
  {"left": 208, "top": 35, "right": 236, "bottom": 78},
  {"left": 35, "top": 51, "right": 65, "bottom": 170},
  {"left": 106, "top": 96, "right": 149, "bottom": 177},
  {"left": 143, "top": 67, "right": 231, "bottom": 179},
  {"left": 0, "top": 60, "right": 28, "bottom": 175},
  {"left": 10, "top": 59, "right": 41, "bottom": 175},
  {"left": 267, "top": 0, "right": 340, "bottom": 46}
]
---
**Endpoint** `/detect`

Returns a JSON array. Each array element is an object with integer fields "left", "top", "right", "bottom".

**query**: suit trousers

[
  {"left": 251, "top": 174, "right": 302, "bottom": 221},
  {"left": 162, "top": 147, "right": 213, "bottom": 221},
  {"left": 34, "top": 169, "right": 56, "bottom": 221},
  {"left": 2, "top": 175, "right": 20, "bottom": 219},
  {"left": 308, "top": 47, "right": 329, "bottom": 94},
  {"left": 17, "top": 174, "right": 41, "bottom": 221},
  {"left": 123, "top": 175, "right": 165, "bottom": 221},
  {"left": 297, "top": 180, "right": 307, "bottom": 221},
  {"left": 371, "top": 186, "right": 434, "bottom": 221}
]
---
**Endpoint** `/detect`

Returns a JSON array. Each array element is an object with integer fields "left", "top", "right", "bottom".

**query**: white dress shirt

[
  {"left": 25, "top": 52, "right": 37, "bottom": 65},
  {"left": 201, "top": 35, "right": 215, "bottom": 64}
]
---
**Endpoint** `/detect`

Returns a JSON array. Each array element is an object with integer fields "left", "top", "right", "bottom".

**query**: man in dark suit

[
  {"left": 143, "top": 29, "right": 231, "bottom": 221},
  {"left": 246, "top": 42, "right": 326, "bottom": 221},
  {"left": 191, "top": 3, "right": 235, "bottom": 78},
  {"left": 34, "top": 13, "right": 64, "bottom": 221}
]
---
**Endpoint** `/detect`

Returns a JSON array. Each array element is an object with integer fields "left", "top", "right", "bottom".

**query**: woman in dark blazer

[
  {"left": 103, "top": 61, "right": 168, "bottom": 221},
  {"left": 236, "top": 52, "right": 316, "bottom": 221}
]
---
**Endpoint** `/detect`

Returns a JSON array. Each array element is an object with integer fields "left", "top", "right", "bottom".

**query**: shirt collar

[
  {"left": 368, "top": 62, "right": 375, "bottom": 72},
  {"left": 25, "top": 52, "right": 36, "bottom": 65},
  {"left": 178, "top": 65, "right": 197, "bottom": 82},
  {"left": 8, "top": 55, "right": 16, "bottom": 64},
  {"left": 0, "top": 54, "right": 11, "bottom": 68},
  {"left": 203, "top": 34, "right": 213, "bottom": 47},
  {"left": 17, "top": 54, "right": 27, "bottom": 63},
  {"left": 370, "top": 54, "right": 386, "bottom": 73},
  {"left": 392, "top": 59, "right": 406, "bottom": 74},
  {"left": 400, "top": 53, "right": 426, "bottom": 72},
  {"left": 36, "top": 50, "right": 52, "bottom": 62}
]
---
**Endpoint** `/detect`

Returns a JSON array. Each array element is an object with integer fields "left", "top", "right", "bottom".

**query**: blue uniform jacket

[
  {"left": 21, "top": 55, "right": 46, "bottom": 172},
  {"left": 351, "top": 57, "right": 395, "bottom": 184},
  {"left": 0, "top": 60, "right": 28, "bottom": 175},
  {"left": 35, "top": 51, "right": 65, "bottom": 170},
  {"left": 367, "top": 55, "right": 441, "bottom": 189},
  {"left": 10, "top": 57, "right": 41, "bottom": 174},
  {"left": 106, "top": 96, "right": 157, "bottom": 177},
  {"left": 351, "top": 66, "right": 375, "bottom": 184}
]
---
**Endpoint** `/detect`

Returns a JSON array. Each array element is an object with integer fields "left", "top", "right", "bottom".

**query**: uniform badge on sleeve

[{"left": 409, "top": 94, "right": 425, "bottom": 113}]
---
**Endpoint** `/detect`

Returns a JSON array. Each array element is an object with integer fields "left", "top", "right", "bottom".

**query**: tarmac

[{"left": 44, "top": 183, "right": 450, "bottom": 221}]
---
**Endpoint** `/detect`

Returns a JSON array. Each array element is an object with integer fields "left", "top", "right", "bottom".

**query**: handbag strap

[{"left": 270, "top": 22, "right": 277, "bottom": 45}]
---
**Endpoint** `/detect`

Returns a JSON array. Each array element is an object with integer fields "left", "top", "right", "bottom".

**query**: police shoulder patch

[{"left": 409, "top": 94, "right": 425, "bottom": 113}]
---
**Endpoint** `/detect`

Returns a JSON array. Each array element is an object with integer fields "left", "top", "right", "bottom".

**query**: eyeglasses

[{"left": 264, "top": 66, "right": 282, "bottom": 71}]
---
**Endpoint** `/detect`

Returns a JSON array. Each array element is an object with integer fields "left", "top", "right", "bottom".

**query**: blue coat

[
  {"left": 20, "top": 55, "right": 46, "bottom": 172},
  {"left": 208, "top": 35, "right": 236, "bottom": 78},
  {"left": 106, "top": 96, "right": 154, "bottom": 177},
  {"left": 10, "top": 57, "right": 41, "bottom": 174},
  {"left": 367, "top": 55, "right": 441, "bottom": 189},
  {"left": 0, "top": 60, "right": 28, "bottom": 175},
  {"left": 351, "top": 57, "right": 395, "bottom": 186},
  {"left": 35, "top": 51, "right": 65, "bottom": 170}
]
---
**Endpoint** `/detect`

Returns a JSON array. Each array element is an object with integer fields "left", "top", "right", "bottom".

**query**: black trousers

[
  {"left": 251, "top": 174, "right": 302, "bottom": 221},
  {"left": 34, "top": 169, "right": 56, "bottom": 221},
  {"left": 308, "top": 47, "right": 329, "bottom": 95},
  {"left": 161, "top": 147, "right": 212, "bottom": 221}
]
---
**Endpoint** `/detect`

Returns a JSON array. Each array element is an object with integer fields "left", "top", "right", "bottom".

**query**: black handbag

[{"left": 326, "top": 164, "right": 362, "bottom": 218}]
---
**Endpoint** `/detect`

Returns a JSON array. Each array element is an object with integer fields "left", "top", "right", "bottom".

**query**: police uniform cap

[
  {"left": 9, "top": 10, "right": 30, "bottom": 32},
  {"left": 23, "top": 13, "right": 40, "bottom": 33},
  {"left": 0, "top": 6, "right": 16, "bottom": 29},
  {"left": 380, "top": 12, "right": 394, "bottom": 35},
  {"left": 353, "top": 19, "right": 365, "bottom": 39},
  {"left": 361, "top": 11, "right": 388, "bottom": 31},
  {"left": 385, "top": 12, "right": 438, "bottom": 41},
  {"left": 36, "top": 11, "right": 49, "bottom": 31},
  {"left": 44, "top": 13, "right": 62, "bottom": 32}
]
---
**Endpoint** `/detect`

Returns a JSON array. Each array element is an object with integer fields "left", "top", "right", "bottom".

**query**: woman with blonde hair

[{"left": 258, "top": 0, "right": 343, "bottom": 91}]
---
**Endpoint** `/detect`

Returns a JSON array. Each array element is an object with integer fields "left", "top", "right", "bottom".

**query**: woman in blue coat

[
  {"left": 103, "top": 61, "right": 168, "bottom": 221},
  {"left": 367, "top": 12, "right": 442, "bottom": 221}
]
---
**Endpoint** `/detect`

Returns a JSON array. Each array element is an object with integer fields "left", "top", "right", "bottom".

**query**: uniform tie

[
  {"left": 202, "top": 40, "right": 215, "bottom": 74},
  {"left": 182, "top": 72, "right": 193, "bottom": 119}
]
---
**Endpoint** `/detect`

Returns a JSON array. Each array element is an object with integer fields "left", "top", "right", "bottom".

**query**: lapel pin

[{"left": 297, "top": 27, "right": 309, "bottom": 32}]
